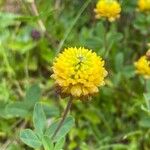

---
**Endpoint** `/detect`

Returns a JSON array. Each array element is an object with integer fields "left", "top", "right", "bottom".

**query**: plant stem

[
  {"left": 30, "top": 0, "right": 46, "bottom": 32},
  {"left": 25, "top": 51, "right": 29, "bottom": 85},
  {"left": 28, "top": 0, "right": 57, "bottom": 47},
  {"left": 57, "top": 0, "right": 91, "bottom": 53},
  {"left": 104, "top": 21, "right": 109, "bottom": 58},
  {"left": 52, "top": 97, "right": 73, "bottom": 139}
]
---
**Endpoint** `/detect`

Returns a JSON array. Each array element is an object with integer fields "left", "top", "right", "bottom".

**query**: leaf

[
  {"left": 115, "top": 52, "right": 124, "bottom": 72},
  {"left": 8, "top": 41, "right": 37, "bottom": 54},
  {"left": 46, "top": 116, "right": 74, "bottom": 142},
  {"left": 16, "top": 9, "right": 54, "bottom": 22},
  {"left": 0, "top": 12, "right": 18, "bottom": 28},
  {"left": 54, "top": 138, "right": 65, "bottom": 150},
  {"left": 95, "top": 22, "right": 105, "bottom": 38},
  {"left": 43, "top": 104, "right": 59, "bottom": 118},
  {"left": 139, "top": 117, "right": 150, "bottom": 128},
  {"left": 123, "top": 66, "right": 135, "bottom": 78},
  {"left": 107, "top": 32, "right": 123, "bottom": 51},
  {"left": 5, "top": 84, "right": 41, "bottom": 118},
  {"left": 146, "top": 80, "right": 150, "bottom": 93},
  {"left": 83, "top": 109, "right": 101, "bottom": 124},
  {"left": 6, "top": 102, "right": 28, "bottom": 118},
  {"left": 20, "top": 129, "right": 42, "bottom": 148},
  {"left": 33, "top": 103, "right": 46, "bottom": 137},
  {"left": 0, "top": 101, "right": 7, "bottom": 118},
  {"left": 80, "top": 142, "right": 90, "bottom": 150},
  {"left": 143, "top": 93, "right": 150, "bottom": 111},
  {"left": 21, "top": 42, "right": 37, "bottom": 54},
  {"left": 42, "top": 136, "right": 54, "bottom": 150},
  {"left": 25, "top": 84, "right": 41, "bottom": 108},
  {"left": 5, "top": 143, "right": 22, "bottom": 150}
]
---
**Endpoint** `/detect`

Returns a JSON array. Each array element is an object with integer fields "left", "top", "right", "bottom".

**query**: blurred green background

[{"left": 0, "top": 0, "right": 150, "bottom": 149}]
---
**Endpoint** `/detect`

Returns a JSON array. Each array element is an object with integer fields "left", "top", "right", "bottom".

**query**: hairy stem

[{"left": 52, "top": 97, "right": 73, "bottom": 139}]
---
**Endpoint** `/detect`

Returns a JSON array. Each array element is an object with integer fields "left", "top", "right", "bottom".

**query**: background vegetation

[{"left": 0, "top": 0, "right": 150, "bottom": 149}]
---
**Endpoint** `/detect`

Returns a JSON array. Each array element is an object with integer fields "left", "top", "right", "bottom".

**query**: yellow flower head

[
  {"left": 134, "top": 55, "right": 150, "bottom": 78},
  {"left": 51, "top": 47, "right": 107, "bottom": 98},
  {"left": 138, "top": 0, "right": 150, "bottom": 12},
  {"left": 94, "top": 0, "right": 121, "bottom": 22}
]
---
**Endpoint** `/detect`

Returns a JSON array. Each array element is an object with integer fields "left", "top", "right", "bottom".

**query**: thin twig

[
  {"left": 30, "top": 0, "right": 46, "bottom": 32},
  {"left": 52, "top": 97, "right": 73, "bottom": 139},
  {"left": 1, "top": 140, "right": 12, "bottom": 150},
  {"left": 54, "top": 0, "right": 61, "bottom": 10},
  {"left": 57, "top": 0, "right": 92, "bottom": 53},
  {"left": 29, "top": 0, "right": 57, "bottom": 47}
]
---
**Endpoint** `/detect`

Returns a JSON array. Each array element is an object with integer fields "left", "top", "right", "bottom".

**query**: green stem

[
  {"left": 57, "top": 0, "right": 91, "bottom": 53},
  {"left": 104, "top": 21, "right": 109, "bottom": 58},
  {"left": 30, "top": 0, "right": 46, "bottom": 32},
  {"left": 29, "top": 0, "right": 57, "bottom": 47},
  {"left": 25, "top": 51, "right": 29, "bottom": 85},
  {"left": 0, "top": 42, "right": 14, "bottom": 77},
  {"left": 51, "top": 97, "right": 73, "bottom": 139}
]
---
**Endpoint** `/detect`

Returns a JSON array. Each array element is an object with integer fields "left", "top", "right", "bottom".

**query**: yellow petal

[{"left": 71, "top": 85, "right": 82, "bottom": 97}]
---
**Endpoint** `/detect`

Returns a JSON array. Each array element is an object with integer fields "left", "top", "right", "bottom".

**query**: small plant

[
  {"left": 20, "top": 103, "right": 74, "bottom": 150},
  {"left": 20, "top": 47, "right": 107, "bottom": 149},
  {"left": 1, "top": 0, "right": 150, "bottom": 149}
]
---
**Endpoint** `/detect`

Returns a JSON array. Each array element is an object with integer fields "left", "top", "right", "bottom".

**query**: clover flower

[
  {"left": 134, "top": 54, "right": 150, "bottom": 78},
  {"left": 94, "top": 0, "right": 121, "bottom": 22},
  {"left": 138, "top": 0, "right": 150, "bottom": 12},
  {"left": 51, "top": 47, "right": 107, "bottom": 98}
]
